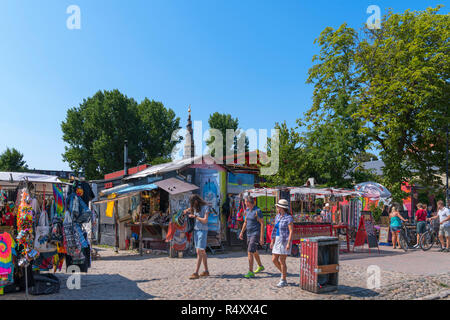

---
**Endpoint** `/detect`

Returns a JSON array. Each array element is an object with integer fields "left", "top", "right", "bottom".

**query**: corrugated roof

[
  {"left": 154, "top": 178, "right": 199, "bottom": 195},
  {"left": 124, "top": 155, "right": 219, "bottom": 180}
]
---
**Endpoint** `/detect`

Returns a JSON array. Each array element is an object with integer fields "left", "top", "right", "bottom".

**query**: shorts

[
  {"left": 390, "top": 226, "right": 401, "bottom": 232},
  {"left": 439, "top": 225, "right": 450, "bottom": 237},
  {"left": 247, "top": 235, "right": 260, "bottom": 253},
  {"left": 194, "top": 230, "right": 208, "bottom": 250},
  {"left": 416, "top": 221, "right": 426, "bottom": 234},
  {"left": 272, "top": 236, "right": 291, "bottom": 256}
]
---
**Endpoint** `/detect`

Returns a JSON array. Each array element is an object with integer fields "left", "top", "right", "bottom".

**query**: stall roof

[
  {"left": 244, "top": 188, "right": 279, "bottom": 197},
  {"left": 0, "top": 172, "right": 63, "bottom": 184},
  {"left": 245, "top": 186, "right": 362, "bottom": 198},
  {"left": 124, "top": 155, "right": 220, "bottom": 180},
  {"left": 154, "top": 178, "right": 198, "bottom": 195}
]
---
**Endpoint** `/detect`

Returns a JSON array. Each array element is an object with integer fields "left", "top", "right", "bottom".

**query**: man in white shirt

[{"left": 428, "top": 200, "right": 450, "bottom": 252}]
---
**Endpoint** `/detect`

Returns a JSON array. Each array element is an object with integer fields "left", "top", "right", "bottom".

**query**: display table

[{"left": 266, "top": 223, "right": 333, "bottom": 245}]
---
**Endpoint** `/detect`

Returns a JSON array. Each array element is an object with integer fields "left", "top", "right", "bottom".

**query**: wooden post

[
  {"left": 114, "top": 201, "right": 119, "bottom": 253},
  {"left": 139, "top": 195, "right": 143, "bottom": 256}
]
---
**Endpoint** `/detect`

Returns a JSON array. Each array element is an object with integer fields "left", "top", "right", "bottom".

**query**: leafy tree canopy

[
  {"left": 61, "top": 90, "right": 181, "bottom": 180},
  {"left": 0, "top": 147, "right": 28, "bottom": 172}
]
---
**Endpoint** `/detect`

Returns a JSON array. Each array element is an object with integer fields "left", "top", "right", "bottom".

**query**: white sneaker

[{"left": 277, "top": 280, "right": 288, "bottom": 287}]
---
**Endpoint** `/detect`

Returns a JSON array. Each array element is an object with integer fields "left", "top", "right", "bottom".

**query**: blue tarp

[{"left": 114, "top": 183, "right": 158, "bottom": 195}]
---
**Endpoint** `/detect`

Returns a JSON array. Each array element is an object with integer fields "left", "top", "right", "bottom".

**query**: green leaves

[
  {"left": 0, "top": 147, "right": 28, "bottom": 172},
  {"left": 61, "top": 90, "right": 181, "bottom": 180},
  {"left": 268, "top": 6, "right": 449, "bottom": 198}
]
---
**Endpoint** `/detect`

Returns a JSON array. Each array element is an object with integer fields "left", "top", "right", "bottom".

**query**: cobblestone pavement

[{"left": 1, "top": 246, "right": 449, "bottom": 300}]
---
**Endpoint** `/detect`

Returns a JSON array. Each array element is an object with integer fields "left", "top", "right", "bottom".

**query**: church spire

[{"left": 183, "top": 105, "right": 195, "bottom": 160}]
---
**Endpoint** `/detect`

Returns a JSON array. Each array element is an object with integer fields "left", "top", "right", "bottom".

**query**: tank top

[{"left": 390, "top": 216, "right": 401, "bottom": 227}]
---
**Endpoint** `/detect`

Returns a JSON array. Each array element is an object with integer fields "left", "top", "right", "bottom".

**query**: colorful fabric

[
  {"left": 52, "top": 184, "right": 65, "bottom": 217},
  {"left": 16, "top": 190, "right": 35, "bottom": 258},
  {"left": 0, "top": 233, "right": 15, "bottom": 276}
]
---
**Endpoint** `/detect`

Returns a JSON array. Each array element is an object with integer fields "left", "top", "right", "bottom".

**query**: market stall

[
  {"left": 94, "top": 178, "right": 199, "bottom": 257},
  {"left": 0, "top": 172, "right": 95, "bottom": 296}
]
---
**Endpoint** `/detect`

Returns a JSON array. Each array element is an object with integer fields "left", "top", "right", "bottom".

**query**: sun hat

[
  {"left": 325, "top": 203, "right": 330, "bottom": 207},
  {"left": 275, "top": 199, "right": 289, "bottom": 210}
]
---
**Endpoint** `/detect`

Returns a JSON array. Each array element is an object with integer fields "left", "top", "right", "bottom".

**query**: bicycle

[
  {"left": 398, "top": 223, "right": 417, "bottom": 252},
  {"left": 419, "top": 223, "right": 443, "bottom": 251}
]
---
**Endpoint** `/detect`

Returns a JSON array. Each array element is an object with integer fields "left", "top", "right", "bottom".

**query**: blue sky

[{"left": 0, "top": 0, "right": 447, "bottom": 171}]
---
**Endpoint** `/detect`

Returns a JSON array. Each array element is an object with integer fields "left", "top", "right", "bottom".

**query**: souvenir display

[{"left": 0, "top": 179, "right": 94, "bottom": 296}]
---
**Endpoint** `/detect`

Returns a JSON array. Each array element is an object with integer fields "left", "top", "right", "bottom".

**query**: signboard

[
  {"left": 227, "top": 173, "right": 254, "bottom": 194},
  {"left": 353, "top": 212, "right": 380, "bottom": 252},
  {"left": 379, "top": 227, "right": 389, "bottom": 243},
  {"left": 364, "top": 217, "right": 378, "bottom": 248}
]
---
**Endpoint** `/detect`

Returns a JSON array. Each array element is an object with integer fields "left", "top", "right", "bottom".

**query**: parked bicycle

[
  {"left": 419, "top": 223, "right": 443, "bottom": 251},
  {"left": 398, "top": 223, "right": 417, "bottom": 252}
]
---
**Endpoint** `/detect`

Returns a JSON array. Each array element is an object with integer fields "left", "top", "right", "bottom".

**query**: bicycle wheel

[
  {"left": 419, "top": 232, "right": 433, "bottom": 251},
  {"left": 399, "top": 232, "right": 408, "bottom": 251}
]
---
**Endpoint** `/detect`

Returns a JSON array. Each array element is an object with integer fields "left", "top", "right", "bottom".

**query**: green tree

[
  {"left": 61, "top": 90, "right": 180, "bottom": 179},
  {"left": 206, "top": 112, "right": 248, "bottom": 159},
  {"left": 265, "top": 121, "right": 305, "bottom": 187},
  {"left": 0, "top": 147, "right": 28, "bottom": 172},
  {"left": 306, "top": 6, "right": 449, "bottom": 201},
  {"left": 138, "top": 98, "right": 181, "bottom": 163},
  {"left": 355, "top": 152, "right": 379, "bottom": 163}
]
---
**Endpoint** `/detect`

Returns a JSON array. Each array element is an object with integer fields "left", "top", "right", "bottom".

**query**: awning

[
  {"left": 93, "top": 183, "right": 159, "bottom": 204},
  {"left": 154, "top": 178, "right": 198, "bottom": 195},
  {"left": 100, "top": 184, "right": 132, "bottom": 197},
  {"left": 0, "top": 172, "right": 63, "bottom": 184},
  {"left": 115, "top": 184, "right": 158, "bottom": 196},
  {"left": 0, "top": 172, "right": 66, "bottom": 193}
]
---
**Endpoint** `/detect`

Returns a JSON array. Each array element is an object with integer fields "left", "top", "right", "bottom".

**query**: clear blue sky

[{"left": 0, "top": 0, "right": 447, "bottom": 171}]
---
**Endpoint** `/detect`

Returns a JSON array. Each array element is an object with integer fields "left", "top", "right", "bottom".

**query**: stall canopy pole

[
  {"left": 114, "top": 201, "right": 119, "bottom": 253},
  {"left": 139, "top": 197, "right": 143, "bottom": 256}
]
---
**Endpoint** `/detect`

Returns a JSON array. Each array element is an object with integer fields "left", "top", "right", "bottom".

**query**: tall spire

[{"left": 183, "top": 105, "right": 195, "bottom": 160}]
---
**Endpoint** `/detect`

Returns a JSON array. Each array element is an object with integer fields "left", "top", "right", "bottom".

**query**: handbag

[
  {"left": 34, "top": 211, "right": 56, "bottom": 253},
  {"left": 186, "top": 216, "right": 195, "bottom": 234}
]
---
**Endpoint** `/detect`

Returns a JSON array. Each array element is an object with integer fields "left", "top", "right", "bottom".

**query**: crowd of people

[
  {"left": 184, "top": 195, "right": 295, "bottom": 287},
  {"left": 389, "top": 200, "right": 450, "bottom": 252}
]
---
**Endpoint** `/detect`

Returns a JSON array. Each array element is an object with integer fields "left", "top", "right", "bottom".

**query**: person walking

[
  {"left": 184, "top": 194, "right": 212, "bottom": 279},
  {"left": 270, "top": 199, "right": 294, "bottom": 287},
  {"left": 321, "top": 203, "right": 332, "bottom": 223},
  {"left": 390, "top": 205, "right": 408, "bottom": 249},
  {"left": 239, "top": 196, "right": 265, "bottom": 278},
  {"left": 427, "top": 200, "right": 450, "bottom": 252},
  {"left": 413, "top": 203, "right": 427, "bottom": 248}
]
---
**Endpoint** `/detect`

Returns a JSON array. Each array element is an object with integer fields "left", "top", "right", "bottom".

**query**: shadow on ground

[
  {"left": 5, "top": 274, "right": 159, "bottom": 300},
  {"left": 212, "top": 272, "right": 298, "bottom": 280},
  {"left": 94, "top": 253, "right": 168, "bottom": 262},
  {"left": 340, "top": 249, "right": 408, "bottom": 261}
]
